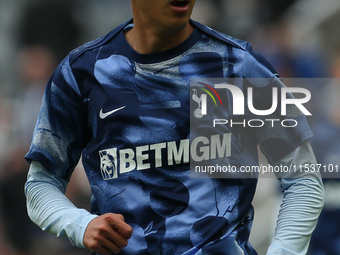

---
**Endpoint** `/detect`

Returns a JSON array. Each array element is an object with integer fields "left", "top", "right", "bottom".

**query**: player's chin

[{"left": 166, "top": 15, "right": 192, "bottom": 29}]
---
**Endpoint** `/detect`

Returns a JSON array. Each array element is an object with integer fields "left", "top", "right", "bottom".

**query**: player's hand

[{"left": 83, "top": 213, "right": 133, "bottom": 255}]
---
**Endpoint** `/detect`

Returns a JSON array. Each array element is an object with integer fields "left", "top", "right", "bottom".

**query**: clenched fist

[{"left": 84, "top": 213, "right": 133, "bottom": 255}]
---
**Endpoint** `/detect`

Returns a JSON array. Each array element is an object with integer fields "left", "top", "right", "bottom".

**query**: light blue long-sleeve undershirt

[
  {"left": 25, "top": 161, "right": 98, "bottom": 248},
  {"left": 24, "top": 141, "right": 324, "bottom": 254}
]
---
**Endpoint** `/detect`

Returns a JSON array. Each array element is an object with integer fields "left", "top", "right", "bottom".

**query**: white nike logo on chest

[{"left": 99, "top": 106, "right": 126, "bottom": 119}]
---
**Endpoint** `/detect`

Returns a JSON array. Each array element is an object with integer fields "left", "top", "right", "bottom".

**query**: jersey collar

[{"left": 113, "top": 19, "right": 203, "bottom": 64}]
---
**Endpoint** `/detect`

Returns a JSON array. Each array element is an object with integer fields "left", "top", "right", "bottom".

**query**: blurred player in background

[
  {"left": 25, "top": 0, "right": 324, "bottom": 254},
  {"left": 308, "top": 53, "right": 340, "bottom": 255},
  {"left": 0, "top": 1, "right": 86, "bottom": 255}
]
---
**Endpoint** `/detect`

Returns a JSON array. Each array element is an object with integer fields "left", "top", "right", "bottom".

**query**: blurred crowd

[{"left": 0, "top": 0, "right": 339, "bottom": 255}]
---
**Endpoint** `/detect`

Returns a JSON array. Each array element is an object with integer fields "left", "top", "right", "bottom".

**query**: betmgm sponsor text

[{"left": 99, "top": 133, "right": 231, "bottom": 180}]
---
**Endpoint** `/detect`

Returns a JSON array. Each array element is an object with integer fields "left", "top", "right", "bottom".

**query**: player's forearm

[
  {"left": 267, "top": 141, "right": 325, "bottom": 255},
  {"left": 25, "top": 161, "right": 97, "bottom": 248},
  {"left": 267, "top": 178, "right": 324, "bottom": 254}
]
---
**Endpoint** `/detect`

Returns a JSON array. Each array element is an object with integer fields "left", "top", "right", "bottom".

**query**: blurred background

[{"left": 0, "top": 0, "right": 339, "bottom": 254}]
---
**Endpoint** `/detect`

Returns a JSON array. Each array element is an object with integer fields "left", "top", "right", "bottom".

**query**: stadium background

[{"left": 0, "top": 0, "right": 339, "bottom": 254}]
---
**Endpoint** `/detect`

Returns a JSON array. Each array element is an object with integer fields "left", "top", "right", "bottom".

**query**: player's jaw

[
  {"left": 158, "top": 0, "right": 196, "bottom": 38},
  {"left": 167, "top": 0, "right": 196, "bottom": 25},
  {"left": 131, "top": 0, "right": 196, "bottom": 33}
]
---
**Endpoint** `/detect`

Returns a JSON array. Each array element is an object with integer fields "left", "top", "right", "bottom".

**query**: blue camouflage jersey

[{"left": 25, "top": 20, "right": 313, "bottom": 255}]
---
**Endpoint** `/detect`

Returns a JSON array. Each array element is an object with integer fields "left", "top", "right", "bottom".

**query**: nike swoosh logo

[{"left": 99, "top": 106, "right": 126, "bottom": 119}]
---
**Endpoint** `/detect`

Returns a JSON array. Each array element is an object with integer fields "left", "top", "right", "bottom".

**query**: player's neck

[{"left": 124, "top": 23, "right": 194, "bottom": 54}]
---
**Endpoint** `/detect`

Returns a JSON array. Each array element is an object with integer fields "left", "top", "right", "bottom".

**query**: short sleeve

[
  {"left": 242, "top": 43, "right": 314, "bottom": 163},
  {"left": 25, "top": 57, "right": 87, "bottom": 181}
]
